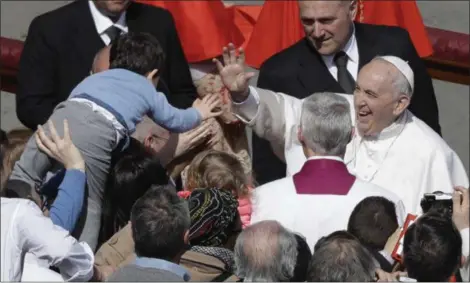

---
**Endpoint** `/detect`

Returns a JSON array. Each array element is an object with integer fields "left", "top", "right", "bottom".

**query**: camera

[{"left": 420, "top": 191, "right": 453, "bottom": 217}]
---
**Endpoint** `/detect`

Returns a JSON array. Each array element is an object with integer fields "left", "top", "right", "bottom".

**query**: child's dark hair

[
  {"left": 99, "top": 138, "right": 169, "bottom": 243},
  {"left": 109, "top": 32, "right": 165, "bottom": 77}
]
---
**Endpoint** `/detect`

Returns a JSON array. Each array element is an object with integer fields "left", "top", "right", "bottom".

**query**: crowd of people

[{"left": 1, "top": 0, "right": 469, "bottom": 282}]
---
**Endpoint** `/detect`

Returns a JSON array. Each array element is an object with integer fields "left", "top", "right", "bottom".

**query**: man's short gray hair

[
  {"left": 234, "top": 220, "right": 298, "bottom": 282},
  {"left": 300, "top": 92, "right": 352, "bottom": 157},
  {"left": 307, "top": 235, "right": 377, "bottom": 281}
]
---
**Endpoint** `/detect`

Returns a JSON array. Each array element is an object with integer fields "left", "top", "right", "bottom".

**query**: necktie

[
  {"left": 334, "top": 51, "right": 356, "bottom": 94},
  {"left": 104, "top": 26, "right": 121, "bottom": 43}
]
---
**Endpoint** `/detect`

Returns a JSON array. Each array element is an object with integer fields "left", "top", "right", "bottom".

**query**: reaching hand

[
  {"left": 93, "top": 265, "right": 115, "bottom": 282},
  {"left": 375, "top": 269, "right": 408, "bottom": 282},
  {"left": 213, "top": 43, "right": 256, "bottom": 102},
  {"left": 193, "top": 95, "right": 223, "bottom": 121},
  {"left": 35, "top": 120, "right": 85, "bottom": 171},
  {"left": 174, "top": 121, "right": 213, "bottom": 158}
]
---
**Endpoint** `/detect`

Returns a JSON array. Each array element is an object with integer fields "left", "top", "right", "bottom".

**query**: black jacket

[
  {"left": 16, "top": 0, "right": 197, "bottom": 129},
  {"left": 254, "top": 23, "right": 440, "bottom": 185}
]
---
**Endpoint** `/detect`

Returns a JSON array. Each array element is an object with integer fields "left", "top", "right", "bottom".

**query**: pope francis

[{"left": 214, "top": 44, "right": 469, "bottom": 214}]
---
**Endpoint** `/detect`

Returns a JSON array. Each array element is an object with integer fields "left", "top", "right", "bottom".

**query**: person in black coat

[
  {"left": 253, "top": 1, "right": 440, "bottom": 185},
  {"left": 16, "top": 0, "right": 197, "bottom": 130}
]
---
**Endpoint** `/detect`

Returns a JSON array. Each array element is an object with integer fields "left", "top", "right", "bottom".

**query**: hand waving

[
  {"left": 35, "top": 120, "right": 85, "bottom": 171},
  {"left": 213, "top": 43, "right": 255, "bottom": 102}
]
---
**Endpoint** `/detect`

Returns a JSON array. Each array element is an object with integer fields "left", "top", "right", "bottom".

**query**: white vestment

[
  {"left": 0, "top": 198, "right": 94, "bottom": 282},
  {"left": 250, "top": 157, "right": 406, "bottom": 250},
  {"left": 233, "top": 87, "right": 469, "bottom": 213}
]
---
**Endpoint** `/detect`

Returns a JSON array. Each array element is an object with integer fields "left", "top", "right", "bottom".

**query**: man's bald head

[
  {"left": 234, "top": 220, "right": 298, "bottom": 281},
  {"left": 132, "top": 116, "right": 170, "bottom": 154},
  {"left": 91, "top": 45, "right": 111, "bottom": 74}
]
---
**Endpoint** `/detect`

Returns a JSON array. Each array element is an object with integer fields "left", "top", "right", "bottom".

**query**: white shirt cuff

[
  {"left": 379, "top": 250, "right": 395, "bottom": 265},
  {"left": 232, "top": 86, "right": 260, "bottom": 124},
  {"left": 461, "top": 228, "right": 469, "bottom": 257}
]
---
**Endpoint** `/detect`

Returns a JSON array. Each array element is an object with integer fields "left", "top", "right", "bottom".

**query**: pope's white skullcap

[
  {"left": 189, "top": 58, "right": 220, "bottom": 81},
  {"left": 376, "top": 55, "right": 414, "bottom": 93}
]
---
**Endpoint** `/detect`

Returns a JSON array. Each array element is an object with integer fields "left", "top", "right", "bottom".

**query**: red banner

[
  {"left": 355, "top": 0, "right": 433, "bottom": 58},
  {"left": 138, "top": 0, "right": 244, "bottom": 63}
]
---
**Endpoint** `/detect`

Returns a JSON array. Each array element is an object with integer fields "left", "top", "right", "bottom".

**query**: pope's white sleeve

[
  {"left": 232, "top": 86, "right": 260, "bottom": 124},
  {"left": 16, "top": 201, "right": 94, "bottom": 282}
]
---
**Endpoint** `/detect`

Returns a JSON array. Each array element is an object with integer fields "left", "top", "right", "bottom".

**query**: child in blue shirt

[{"left": 7, "top": 32, "right": 222, "bottom": 250}]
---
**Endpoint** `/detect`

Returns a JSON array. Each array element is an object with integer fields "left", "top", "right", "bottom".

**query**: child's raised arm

[{"left": 148, "top": 92, "right": 223, "bottom": 133}]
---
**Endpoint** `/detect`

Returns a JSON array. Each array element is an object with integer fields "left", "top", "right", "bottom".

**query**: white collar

[
  {"left": 306, "top": 156, "right": 344, "bottom": 163},
  {"left": 359, "top": 110, "right": 409, "bottom": 142},
  {"left": 88, "top": 1, "right": 128, "bottom": 35},
  {"left": 322, "top": 26, "right": 359, "bottom": 66}
]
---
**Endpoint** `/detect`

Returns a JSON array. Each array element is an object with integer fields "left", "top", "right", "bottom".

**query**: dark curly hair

[{"left": 109, "top": 32, "right": 165, "bottom": 77}]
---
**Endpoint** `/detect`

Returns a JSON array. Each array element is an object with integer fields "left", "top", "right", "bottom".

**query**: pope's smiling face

[{"left": 353, "top": 60, "right": 410, "bottom": 137}]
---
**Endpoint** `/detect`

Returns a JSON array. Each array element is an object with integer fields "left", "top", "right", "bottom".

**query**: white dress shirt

[
  {"left": 321, "top": 28, "right": 360, "bottom": 81},
  {"left": 1, "top": 198, "right": 94, "bottom": 282},
  {"left": 88, "top": 0, "right": 128, "bottom": 45}
]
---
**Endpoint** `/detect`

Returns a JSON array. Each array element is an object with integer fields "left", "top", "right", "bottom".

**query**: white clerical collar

[
  {"left": 88, "top": 1, "right": 128, "bottom": 35},
  {"left": 322, "top": 25, "right": 359, "bottom": 67},
  {"left": 307, "top": 156, "right": 344, "bottom": 163},
  {"left": 361, "top": 110, "right": 409, "bottom": 141}
]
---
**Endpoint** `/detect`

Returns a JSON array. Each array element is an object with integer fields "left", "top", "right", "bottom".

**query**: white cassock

[
  {"left": 233, "top": 86, "right": 469, "bottom": 213},
  {"left": 250, "top": 155, "right": 406, "bottom": 251},
  {"left": 0, "top": 198, "right": 94, "bottom": 282}
]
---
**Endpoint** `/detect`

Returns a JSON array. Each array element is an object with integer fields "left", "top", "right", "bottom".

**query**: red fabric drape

[
  {"left": 138, "top": 0, "right": 244, "bottom": 63},
  {"left": 226, "top": 5, "right": 263, "bottom": 49},
  {"left": 244, "top": 0, "right": 433, "bottom": 68},
  {"left": 355, "top": 0, "right": 433, "bottom": 57},
  {"left": 244, "top": 0, "right": 304, "bottom": 68}
]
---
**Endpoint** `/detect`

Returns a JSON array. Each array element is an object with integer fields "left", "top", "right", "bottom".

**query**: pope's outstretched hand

[{"left": 213, "top": 43, "right": 256, "bottom": 103}]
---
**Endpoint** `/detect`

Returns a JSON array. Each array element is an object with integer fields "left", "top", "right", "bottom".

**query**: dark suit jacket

[
  {"left": 254, "top": 23, "right": 440, "bottom": 185},
  {"left": 16, "top": 0, "right": 197, "bottom": 129}
]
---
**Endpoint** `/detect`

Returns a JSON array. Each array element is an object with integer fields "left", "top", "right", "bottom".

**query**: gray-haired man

[
  {"left": 243, "top": 91, "right": 405, "bottom": 250},
  {"left": 233, "top": 220, "right": 299, "bottom": 282}
]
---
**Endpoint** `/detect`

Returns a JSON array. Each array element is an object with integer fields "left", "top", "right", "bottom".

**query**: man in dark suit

[
  {"left": 17, "top": 0, "right": 197, "bottom": 130},
  {"left": 253, "top": 0, "right": 440, "bottom": 185}
]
